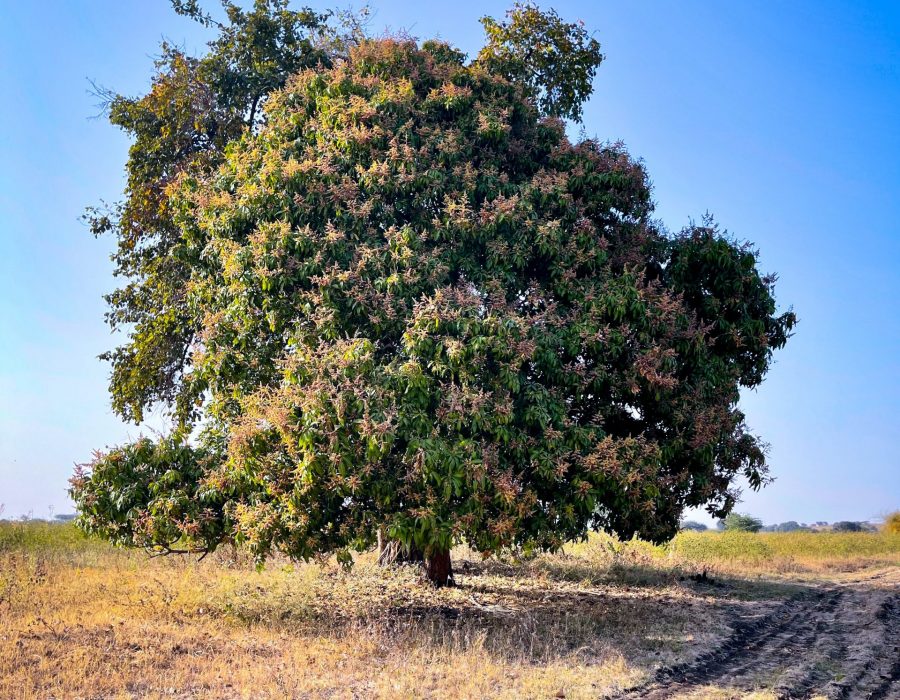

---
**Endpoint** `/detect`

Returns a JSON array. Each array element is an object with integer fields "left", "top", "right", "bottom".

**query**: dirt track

[{"left": 607, "top": 568, "right": 900, "bottom": 700}]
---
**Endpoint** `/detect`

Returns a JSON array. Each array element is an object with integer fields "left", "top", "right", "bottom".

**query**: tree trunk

[
  {"left": 377, "top": 536, "right": 424, "bottom": 567},
  {"left": 423, "top": 549, "right": 454, "bottom": 587}
]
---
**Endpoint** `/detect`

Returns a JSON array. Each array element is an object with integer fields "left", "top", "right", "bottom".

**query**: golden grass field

[{"left": 1, "top": 521, "right": 898, "bottom": 699}]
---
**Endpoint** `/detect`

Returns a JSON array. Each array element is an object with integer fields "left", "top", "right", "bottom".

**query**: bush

[{"left": 832, "top": 521, "right": 864, "bottom": 532}]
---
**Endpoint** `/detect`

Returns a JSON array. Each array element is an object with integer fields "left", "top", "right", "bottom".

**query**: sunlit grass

[
  {"left": 1, "top": 520, "right": 898, "bottom": 699},
  {"left": 668, "top": 530, "right": 900, "bottom": 573},
  {"left": 554, "top": 528, "right": 900, "bottom": 577}
]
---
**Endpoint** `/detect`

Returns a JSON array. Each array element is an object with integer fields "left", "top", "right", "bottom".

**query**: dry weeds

[{"left": 1, "top": 523, "right": 897, "bottom": 699}]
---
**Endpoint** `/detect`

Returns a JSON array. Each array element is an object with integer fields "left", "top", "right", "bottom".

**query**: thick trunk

[
  {"left": 423, "top": 549, "right": 454, "bottom": 587},
  {"left": 375, "top": 529, "right": 452, "bottom": 586}
]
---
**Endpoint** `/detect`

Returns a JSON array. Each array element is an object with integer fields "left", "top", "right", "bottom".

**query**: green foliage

[
  {"left": 76, "top": 3, "right": 794, "bottom": 574},
  {"left": 71, "top": 436, "right": 228, "bottom": 555},
  {"left": 478, "top": 3, "right": 603, "bottom": 122},
  {"left": 87, "top": 1, "right": 347, "bottom": 425},
  {"left": 832, "top": 520, "right": 864, "bottom": 532},
  {"left": 722, "top": 513, "right": 763, "bottom": 533},
  {"left": 172, "top": 0, "right": 336, "bottom": 126}
]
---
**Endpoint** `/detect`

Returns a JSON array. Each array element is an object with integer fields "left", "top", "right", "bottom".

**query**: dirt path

[{"left": 606, "top": 568, "right": 900, "bottom": 700}]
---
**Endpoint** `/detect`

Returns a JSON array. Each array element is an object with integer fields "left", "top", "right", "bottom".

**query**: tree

[
  {"left": 722, "top": 513, "right": 763, "bottom": 533},
  {"left": 882, "top": 512, "right": 900, "bottom": 535},
  {"left": 73, "top": 3, "right": 794, "bottom": 586},
  {"left": 832, "top": 521, "right": 864, "bottom": 532},
  {"left": 680, "top": 521, "right": 708, "bottom": 532}
]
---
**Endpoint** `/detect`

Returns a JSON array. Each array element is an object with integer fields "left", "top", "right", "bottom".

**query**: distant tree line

[{"left": 678, "top": 514, "right": 883, "bottom": 533}]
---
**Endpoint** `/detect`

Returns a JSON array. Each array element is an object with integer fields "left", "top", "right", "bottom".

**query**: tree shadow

[
  {"left": 453, "top": 551, "right": 809, "bottom": 601},
  {"left": 207, "top": 557, "right": 819, "bottom": 676},
  {"left": 405, "top": 573, "right": 813, "bottom": 667}
]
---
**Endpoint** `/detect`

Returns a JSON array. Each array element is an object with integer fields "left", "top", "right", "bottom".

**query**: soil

[{"left": 606, "top": 568, "right": 900, "bottom": 699}]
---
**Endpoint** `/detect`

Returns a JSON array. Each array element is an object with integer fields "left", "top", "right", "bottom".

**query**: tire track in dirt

[
  {"left": 829, "top": 590, "right": 900, "bottom": 700},
  {"left": 605, "top": 568, "right": 900, "bottom": 700}
]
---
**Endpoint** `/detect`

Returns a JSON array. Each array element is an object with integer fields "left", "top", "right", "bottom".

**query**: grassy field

[{"left": 1, "top": 521, "right": 898, "bottom": 699}]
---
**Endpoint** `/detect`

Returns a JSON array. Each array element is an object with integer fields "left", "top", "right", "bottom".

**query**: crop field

[{"left": 1, "top": 522, "right": 898, "bottom": 699}]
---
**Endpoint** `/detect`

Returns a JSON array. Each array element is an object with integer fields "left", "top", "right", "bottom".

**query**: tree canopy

[
  {"left": 85, "top": 0, "right": 345, "bottom": 424},
  {"left": 883, "top": 512, "right": 900, "bottom": 535},
  {"left": 721, "top": 513, "right": 764, "bottom": 533},
  {"left": 73, "top": 1, "right": 794, "bottom": 585}
]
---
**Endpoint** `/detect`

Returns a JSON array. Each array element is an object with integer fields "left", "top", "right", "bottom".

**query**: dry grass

[{"left": 1, "top": 522, "right": 898, "bottom": 699}]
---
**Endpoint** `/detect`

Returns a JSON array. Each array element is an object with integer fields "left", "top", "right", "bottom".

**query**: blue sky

[{"left": 0, "top": 1, "right": 897, "bottom": 524}]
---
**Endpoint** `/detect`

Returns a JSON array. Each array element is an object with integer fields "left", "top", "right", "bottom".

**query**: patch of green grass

[
  {"left": 0, "top": 520, "right": 89, "bottom": 551},
  {"left": 669, "top": 531, "right": 774, "bottom": 564},
  {"left": 0, "top": 520, "right": 128, "bottom": 570},
  {"left": 670, "top": 530, "right": 900, "bottom": 564}
]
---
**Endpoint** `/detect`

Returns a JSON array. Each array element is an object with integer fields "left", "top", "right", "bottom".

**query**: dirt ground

[{"left": 608, "top": 568, "right": 900, "bottom": 699}]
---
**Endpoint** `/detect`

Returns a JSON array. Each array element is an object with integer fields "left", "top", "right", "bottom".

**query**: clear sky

[{"left": 1, "top": 1, "right": 898, "bottom": 524}]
